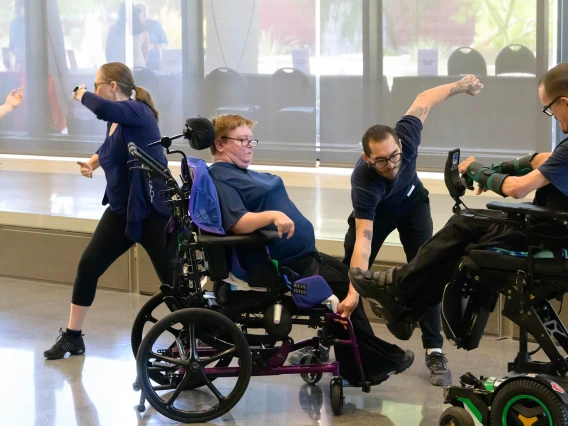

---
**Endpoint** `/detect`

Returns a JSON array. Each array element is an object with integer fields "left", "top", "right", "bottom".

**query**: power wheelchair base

[
  {"left": 437, "top": 201, "right": 568, "bottom": 425},
  {"left": 441, "top": 371, "right": 568, "bottom": 426}
]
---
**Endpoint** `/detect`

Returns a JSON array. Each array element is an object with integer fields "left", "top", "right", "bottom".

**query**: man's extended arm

[
  {"left": 405, "top": 75, "right": 483, "bottom": 123},
  {"left": 459, "top": 153, "right": 552, "bottom": 199}
]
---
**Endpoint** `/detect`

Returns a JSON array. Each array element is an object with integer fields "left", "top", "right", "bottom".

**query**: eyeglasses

[
  {"left": 94, "top": 81, "right": 111, "bottom": 90},
  {"left": 370, "top": 151, "right": 402, "bottom": 170},
  {"left": 221, "top": 136, "right": 259, "bottom": 147},
  {"left": 542, "top": 95, "right": 567, "bottom": 116}
]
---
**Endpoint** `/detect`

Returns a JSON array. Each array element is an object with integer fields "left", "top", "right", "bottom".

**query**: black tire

[
  {"left": 330, "top": 380, "right": 343, "bottom": 416},
  {"left": 490, "top": 379, "right": 568, "bottom": 426},
  {"left": 131, "top": 292, "right": 165, "bottom": 358},
  {"left": 299, "top": 353, "right": 322, "bottom": 385},
  {"left": 136, "top": 308, "right": 252, "bottom": 423},
  {"left": 439, "top": 406, "right": 475, "bottom": 426}
]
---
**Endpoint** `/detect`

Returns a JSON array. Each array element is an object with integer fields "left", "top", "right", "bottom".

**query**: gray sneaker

[{"left": 425, "top": 351, "right": 452, "bottom": 386}]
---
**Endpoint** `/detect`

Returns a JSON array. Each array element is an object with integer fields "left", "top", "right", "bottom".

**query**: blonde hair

[
  {"left": 210, "top": 114, "right": 257, "bottom": 156},
  {"left": 100, "top": 62, "right": 159, "bottom": 121}
]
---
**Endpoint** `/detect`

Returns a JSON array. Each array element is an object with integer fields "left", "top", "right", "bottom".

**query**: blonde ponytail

[
  {"left": 100, "top": 63, "right": 160, "bottom": 122},
  {"left": 134, "top": 85, "right": 159, "bottom": 121}
]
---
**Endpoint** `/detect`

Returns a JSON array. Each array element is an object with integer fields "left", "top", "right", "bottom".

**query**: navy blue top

[
  {"left": 534, "top": 137, "right": 568, "bottom": 211},
  {"left": 351, "top": 115, "right": 426, "bottom": 220},
  {"left": 539, "top": 137, "right": 568, "bottom": 197},
  {"left": 82, "top": 91, "right": 169, "bottom": 242},
  {"left": 208, "top": 162, "right": 316, "bottom": 265}
]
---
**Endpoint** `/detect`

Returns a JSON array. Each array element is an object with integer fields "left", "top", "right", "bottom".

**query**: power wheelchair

[
  {"left": 128, "top": 117, "right": 372, "bottom": 423},
  {"left": 438, "top": 149, "right": 568, "bottom": 426}
]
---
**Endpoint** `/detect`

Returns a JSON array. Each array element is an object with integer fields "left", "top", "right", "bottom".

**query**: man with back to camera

[
  {"left": 338, "top": 74, "right": 484, "bottom": 386},
  {"left": 137, "top": 3, "right": 169, "bottom": 71},
  {"left": 347, "top": 62, "right": 568, "bottom": 346}
]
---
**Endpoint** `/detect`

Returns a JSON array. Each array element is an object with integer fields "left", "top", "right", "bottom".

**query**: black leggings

[{"left": 71, "top": 208, "right": 175, "bottom": 307}]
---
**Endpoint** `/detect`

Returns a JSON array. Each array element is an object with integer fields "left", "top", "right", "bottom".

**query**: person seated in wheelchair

[
  {"left": 207, "top": 113, "right": 414, "bottom": 386},
  {"left": 348, "top": 62, "right": 568, "bottom": 339}
]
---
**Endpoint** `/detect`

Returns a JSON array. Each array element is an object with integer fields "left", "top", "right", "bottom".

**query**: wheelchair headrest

[{"left": 185, "top": 116, "right": 215, "bottom": 151}]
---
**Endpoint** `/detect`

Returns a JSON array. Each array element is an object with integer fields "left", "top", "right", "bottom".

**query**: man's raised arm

[{"left": 405, "top": 75, "right": 484, "bottom": 123}]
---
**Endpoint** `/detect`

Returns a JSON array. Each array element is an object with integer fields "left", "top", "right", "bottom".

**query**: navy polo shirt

[
  {"left": 208, "top": 162, "right": 316, "bottom": 265},
  {"left": 534, "top": 137, "right": 568, "bottom": 210},
  {"left": 538, "top": 137, "right": 568, "bottom": 197},
  {"left": 351, "top": 115, "right": 427, "bottom": 220},
  {"left": 82, "top": 91, "right": 169, "bottom": 242}
]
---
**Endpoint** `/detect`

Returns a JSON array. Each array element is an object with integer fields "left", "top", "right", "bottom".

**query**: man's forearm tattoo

[
  {"left": 407, "top": 105, "right": 429, "bottom": 118},
  {"left": 447, "top": 75, "right": 478, "bottom": 98}
]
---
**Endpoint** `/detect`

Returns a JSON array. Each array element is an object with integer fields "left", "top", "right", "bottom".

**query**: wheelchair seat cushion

[{"left": 469, "top": 250, "right": 567, "bottom": 278}]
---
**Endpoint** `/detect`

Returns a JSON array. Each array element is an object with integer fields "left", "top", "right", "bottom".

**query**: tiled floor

[{"left": 0, "top": 277, "right": 546, "bottom": 426}]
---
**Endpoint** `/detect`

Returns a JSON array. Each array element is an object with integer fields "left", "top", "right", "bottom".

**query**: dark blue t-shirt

[
  {"left": 208, "top": 162, "right": 316, "bottom": 265},
  {"left": 351, "top": 115, "right": 426, "bottom": 220},
  {"left": 82, "top": 92, "right": 169, "bottom": 242},
  {"left": 539, "top": 137, "right": 568, "bottom": 197},
  {"left": 535, "top": 137, "right": 568, "bottom": 210}
]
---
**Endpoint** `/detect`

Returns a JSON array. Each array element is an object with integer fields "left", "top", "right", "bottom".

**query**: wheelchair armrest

[
  {"left": 196, "top": 230, "right": 280, "bottom": 248},
  {"left": 487, "top": 201, "right": 568, "bottom": 222}
]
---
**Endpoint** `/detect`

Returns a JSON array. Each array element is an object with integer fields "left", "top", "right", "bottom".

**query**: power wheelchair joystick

[{"left": 444, "top": 148, "right": 467, "bottom": 214}]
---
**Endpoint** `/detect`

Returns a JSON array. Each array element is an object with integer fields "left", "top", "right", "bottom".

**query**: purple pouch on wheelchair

[{"left": 287, "top": 275, "right": 333, "bottom": 309}]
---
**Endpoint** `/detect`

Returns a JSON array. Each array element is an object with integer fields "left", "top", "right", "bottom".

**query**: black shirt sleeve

[
  {"left": 394, "top": 115, "right": 423, "bottom": 156},
  {"left": 351, "top": 168, "right": 383, "bottom": 221}
]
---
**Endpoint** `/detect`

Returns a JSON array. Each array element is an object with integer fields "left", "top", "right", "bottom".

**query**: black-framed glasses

[
  {"left": 94, "top": 81, "right": 111, "bottom": 90},
  {"left": 370, "top": 151, "right": 402, "bottom": 170},
  {"left": 221, "top": 136, "right": 259, "bottom": 147},
  {"left": 542, "top": 95, "right": 567, "bottom": 116}
]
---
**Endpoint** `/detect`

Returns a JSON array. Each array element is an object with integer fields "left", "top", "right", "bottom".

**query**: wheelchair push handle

[{"left": 128, "top": 142, "right": 184, "bottom": 198}]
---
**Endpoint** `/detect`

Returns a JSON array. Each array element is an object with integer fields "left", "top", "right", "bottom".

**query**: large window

[{"left": 0, "top": 0, "right": 562, "bottom": 169}]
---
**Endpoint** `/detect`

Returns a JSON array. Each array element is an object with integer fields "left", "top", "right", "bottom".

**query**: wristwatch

[{"left": 73, "top": 86, "right": 83, "bottom": 100}]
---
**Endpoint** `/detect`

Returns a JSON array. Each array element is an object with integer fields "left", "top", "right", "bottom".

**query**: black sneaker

[
  {"left": 349, "top": 267, "right": 406, "bottom": 323},
  {"left": 288, "top": 345, "right": 330, "bottom": 365},
  {"left": 425, "top": 351, "right": 452, "bottom": 386},
  {"left": 350, "top": 267, "right": 417, "bottom": 340},
  {"left": 371, "top": 302, "right": 417, "bottom": 341},
  {"left": 44, "top": 328, "right": 85, "bottom": 360}
]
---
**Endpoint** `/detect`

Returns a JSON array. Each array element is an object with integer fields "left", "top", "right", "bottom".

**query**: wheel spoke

[
  {"left": 188, "top": 322, "right": 198, "bottom": 361},
  {"left": 175, "top": 336, "right": 188, "bottom": 361},
  {"left": 148, "top": 364, "right": 177, "bottom": 371},
  {"left": 166, "top": 371, "right": 193, "bottom": 406},
  {"left": 200, "top": 370, "right": 226, "bottom": 402},
  {"left": 146, "top": 314, "right": 158, "bottom": 324},
  {"left": 150, "top": 351, "right": 187, "bottom": 368},
  {"left": 199, "top": 347, "right": 236, "bottom": 366}
]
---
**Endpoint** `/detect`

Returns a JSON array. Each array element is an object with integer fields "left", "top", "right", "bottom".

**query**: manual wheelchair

[
  {"left": 128, "top": 117, "right": 372, "bottom": 423},
  {"left": 438, "top": 148, "right": 568, "bottom": 426}
]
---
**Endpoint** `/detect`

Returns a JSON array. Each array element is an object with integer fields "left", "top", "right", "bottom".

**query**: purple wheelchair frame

[
  {"left": 174, "top": 312, "right": 368, "bottom": 392},
  {"left": 182, "top": 156, "right": 369, "bottom": 391}
]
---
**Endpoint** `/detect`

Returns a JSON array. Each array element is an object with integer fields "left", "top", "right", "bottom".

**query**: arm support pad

[
  {"left": 466, "top": 162, "right": 509, "bottom": 197},
  {"left": 490, "top": 153, "right": 538, "bottom": 176}
]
